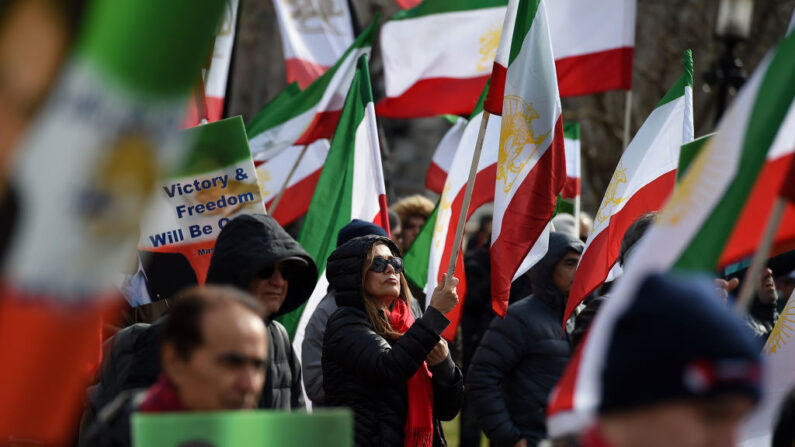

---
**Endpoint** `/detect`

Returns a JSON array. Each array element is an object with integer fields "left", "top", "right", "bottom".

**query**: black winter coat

[
  {"left": 322, "top": 235, "right": 463, "bottom": 447},
  {"left": 466, "top": 232, "right": 582, "bottom": 447},
  {"left": 206, "top": 214, "right": 317, "bottom": 410}
]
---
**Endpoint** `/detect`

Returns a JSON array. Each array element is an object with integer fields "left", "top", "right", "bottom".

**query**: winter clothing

[
  {"left": 600, "top": 273, "right": 762, "bottom": 414},
  {"left": 303, "top": 219, "right": 390, "bottom": 405},
  {"left": 466, "top": 232, "right": 583, "bottom": 447},
  {"left": 206, "top": 213, "right": 316, "bottom": 410},
  {"left": 322, "top": 235, "right": 463, "bottom": 447}
]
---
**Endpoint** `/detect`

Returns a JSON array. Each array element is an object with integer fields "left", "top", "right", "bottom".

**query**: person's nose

[
  {"left": 384, "top": 262, "right": 396, "bottom": 274},
  {"left": 268, "top": 267, "right": 286, "bottom": 286},
  {"left": 235, "top": 367, "right": 260, "bottom": 394}
]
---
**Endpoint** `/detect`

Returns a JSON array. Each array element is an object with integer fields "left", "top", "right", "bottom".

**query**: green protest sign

[{"left": 133, "top": 409, "right": 352, "bottom": 446}]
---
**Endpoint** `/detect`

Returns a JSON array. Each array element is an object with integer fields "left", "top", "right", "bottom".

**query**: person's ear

[{"left": 161, "top": 342, "right": 185, "bottom": 380}]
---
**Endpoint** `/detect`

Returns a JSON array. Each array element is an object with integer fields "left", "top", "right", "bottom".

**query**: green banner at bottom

[{"left": 132, "top": 409, "right": 352, "bottom": 447}]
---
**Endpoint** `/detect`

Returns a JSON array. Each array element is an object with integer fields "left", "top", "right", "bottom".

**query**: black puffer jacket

[
  {"left": 466, "top": 232, "right": 583, "bottom": 447},
  {"left": 322, "top": 235, "right": 463, "bottom": 447},
  {"left": 206, "top": 214, "right": 317, "bottom": 410}
]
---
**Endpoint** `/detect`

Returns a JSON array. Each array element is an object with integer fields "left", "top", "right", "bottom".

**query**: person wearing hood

[
  {"left": 205, "top": 214, "right": 317, "bottom": 410},
  {"left": 322, "top": 235, "right": 463, "bottom": 447},
  {"left": 466, "top": 231, "right": 584, "bottom": 447},
  {"left": 301, "top": 219, "right": 390, "bottom": 405}
]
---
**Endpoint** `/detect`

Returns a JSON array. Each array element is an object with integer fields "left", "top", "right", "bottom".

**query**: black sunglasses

[
  {"left": 369, "top": 256, "right": 404, "bottom": 274},
  {"left": 256, "top": 261, "right": 300, "bottom": 281}
]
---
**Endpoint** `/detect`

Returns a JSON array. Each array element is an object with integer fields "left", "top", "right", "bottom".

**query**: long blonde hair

[{"left": 361, "top": 242, "right": 414, "bottom": 340}]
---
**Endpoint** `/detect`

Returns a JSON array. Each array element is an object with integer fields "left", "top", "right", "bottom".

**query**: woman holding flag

[{"left": 321, "top": 235, "right": 462, "bottom": 447}]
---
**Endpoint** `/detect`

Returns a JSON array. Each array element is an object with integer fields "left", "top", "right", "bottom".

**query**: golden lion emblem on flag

[
  {"left": 595, "top": 163, "right": 628, "bottom": 226},
  {"left": 477, "top": 21, "right": 502, "bottom": 72},
  {"left": 497, "top": 95, "right": 551, "bottom": 195}
]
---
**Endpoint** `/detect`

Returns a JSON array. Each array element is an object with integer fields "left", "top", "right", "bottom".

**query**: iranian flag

[
  {"left": 487, "top": 0, "right": 567, "bottom": 317},
  {"left": 277, "top": 55, "right": 390, "bottom": 350},
  {"left": 272, "top": 0, "right": 355, "bottom": 88},
  {"left": 184, "top": 0, "right": 240, "bottom": 126},
  {"left": 0, "top": 0, "right": 224, "bottom": 443},
  {"left": 563, "top": 51, "right": 694, "bottom": 324},
  {"left": 377, "top": 0, "right": 635, "bottom": 118},
  {"left": 547, "top": 31, "right": 795, "bottom": 437},
  {"left": 405, "top": 85, "right": 502, "bottom": 340},
  {"left": 247, "top": 20, "right": 377, "bottom": 226},
  {"left": 426, "top": 117, "right": 468, "bottom": 194}
]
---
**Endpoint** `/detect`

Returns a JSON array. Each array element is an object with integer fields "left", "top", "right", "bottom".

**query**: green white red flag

[
  {"left": 426, "top": 117, "right": 468, "bottom": 194},
  {"left": 0, "top": 0, "right": 224, "bottom": 443},
  {"left": 276, "top": 55, "right": 390, "bottom": 349},
  {"left": 563, "top": 50, "right": 694, "bottom": 324},
  {"left": 377, "top": 0, "right": 635, "bottom": 118},
  {"left": 487, "top": 0, "right": 567, "bottom": 317},
  {"left": 405, "top": 85, "right": 502, "bottom": 340},
  {"left": 247, "top": 19, "right": 377, "bottom": 226},
  {"left": 139, "top": 116, "right": 265, "bottom": 284},
  {"left": 547, "top": 31, "right": 795, "bottom": 437}
]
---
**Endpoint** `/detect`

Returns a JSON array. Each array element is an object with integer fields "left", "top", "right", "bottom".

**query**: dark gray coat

[
  {"left": 466, "top": 232, "right": 583, "bottom": 447},
  {"left": 206, "top": 214, "right": 317, "bottom": 410}
]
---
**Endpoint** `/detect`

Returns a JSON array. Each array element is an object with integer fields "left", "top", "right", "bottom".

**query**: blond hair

[{"left": 391, "top": 195, "right": 434, "bottom": 227}]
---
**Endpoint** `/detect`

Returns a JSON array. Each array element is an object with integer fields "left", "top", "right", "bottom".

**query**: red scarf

[
  {"left": 139, "top": 375, "right": 185, "bottom": 413},
  {"left": 389, "top": 298, "right": 434, "bottom": 447}
]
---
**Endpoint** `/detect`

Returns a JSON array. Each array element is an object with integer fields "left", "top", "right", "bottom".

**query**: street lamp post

[{"left": 704, "top": 0, "right": 754, "bottom": 125}]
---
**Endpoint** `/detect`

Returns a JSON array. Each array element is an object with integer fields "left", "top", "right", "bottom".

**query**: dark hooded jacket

[
  {"left": 322, "top": 235, "right": 463, "bottom": 447},
  {"left": 466, "top": 232, "right": 583, "bottom": 447},
  {"left": 206, "top": 214, "right": 317, "bottom": 410}
]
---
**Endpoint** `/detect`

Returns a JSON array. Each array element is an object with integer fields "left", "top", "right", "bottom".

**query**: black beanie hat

[
  {"left": 336, "top": 219, "right": 388, "bottom": 248},
  {"left": 599, "top": 273, "right": 762, "bottom": 414}
]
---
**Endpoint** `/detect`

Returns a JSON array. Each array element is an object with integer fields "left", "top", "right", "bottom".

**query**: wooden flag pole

[
  {"left": 268, "top": 144, "right": 310, "bottom": 216},
  {"left": 622, "top": 90, "right": 633, "bottom": 151},
  {"left": 735, "top": 197, "right": 787, "bottom": 312},
  {"left": 446, "top": 112, "right": 491, "bottom": 279}
]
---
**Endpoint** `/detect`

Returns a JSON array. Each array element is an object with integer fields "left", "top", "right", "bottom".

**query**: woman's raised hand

[{"left": 428, "top": 273, "right": 459, "bottom": 314}]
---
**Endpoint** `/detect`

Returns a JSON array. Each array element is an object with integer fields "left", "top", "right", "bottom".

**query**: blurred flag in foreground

[
  {"left": 547, "top": 30, "right": 795, "bottom": 437},
  {"left": 564, "top": 50, "right": 694, "bottom": 325},
  {"left": 280, "top": 55, "right": 390, "bottom": 347},
  {"left": 487, "top": 0, "right": 566, "bottom": 317},
  {"left": 0, "top": 0, "right": 224, "bottom": 443}
]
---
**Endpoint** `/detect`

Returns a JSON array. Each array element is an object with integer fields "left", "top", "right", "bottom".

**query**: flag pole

[
  {"left": 269, "top": 144, "right": 310, "bottom": 216},
  {"left": 735, "top": 197, "right": 787, "bottom": 312},
  {"left": 446, "top": 112, "right": 490, "bottom": 278},
  {"left": 622, "top": 90, "right": 632, "bottom": 151},
  {"left": 194, "top": 72, "right": 210, "bottom": 124}
]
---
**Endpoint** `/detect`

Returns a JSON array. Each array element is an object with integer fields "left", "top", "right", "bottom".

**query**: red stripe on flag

[
  {"left": 425, "top": 161, "right": 448, "bottom": 195},
  {"left": 436, "top": 164, "right": 496, "bottom": 340},
  {"left": 718, "top": 153, "right": 795, "bottom": 267},
  {"left": 396, "top": 0, "right": 422, "bottom": 9},
  {"left": 0, "top": 288, "right": 120, "bottom": 444},
  {"left": 375, "top": 75, "right": 489, "bottom": 118},
  {"left": 285, "top": 58, "right": 331, "bottom": 89},
  {"left": 564, "top": 171, "right": 676, "bottom": 324},
  {"left": 266, "top": 168, "right": 323, "bottom": 226},
  {"left": 547, "top": 332, "right": 586, "bottom": 417},
  {"left": 375, "top": 193, "right": 392, "bottom": 238},
  {"left": 484, "top": 63, "right": 507, "bottom": 116},
  {"left": 144, "top": 239, "right": 218, "bottom": 285},
  {"left": 491, "top": 118, "right": 566, "bottom": 317},
  {"left": 561, "top": 177, "right": 581, "bottom": 200},
  {"left": 182, "top": 95, "right": 226, "bottom": 128},
  {"left": 556, "top": 47, "right": 633, "bottom": 97},
  {"left": 294, "top": 110, "right": 343, "bottom": 146}
]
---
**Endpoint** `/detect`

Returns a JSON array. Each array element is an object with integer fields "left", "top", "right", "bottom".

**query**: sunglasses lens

[
  {"left": 391, "top": 257, "right": 404, "bottom": 273},
  {"left": 257, "top": 265, "right": 275, "bottom": 279},
  {"left": 279, "top": 262, "right": 297, "bottom": 281},
  {"left": 370, "top": 257, "right": 388, "bottom": 273}
]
